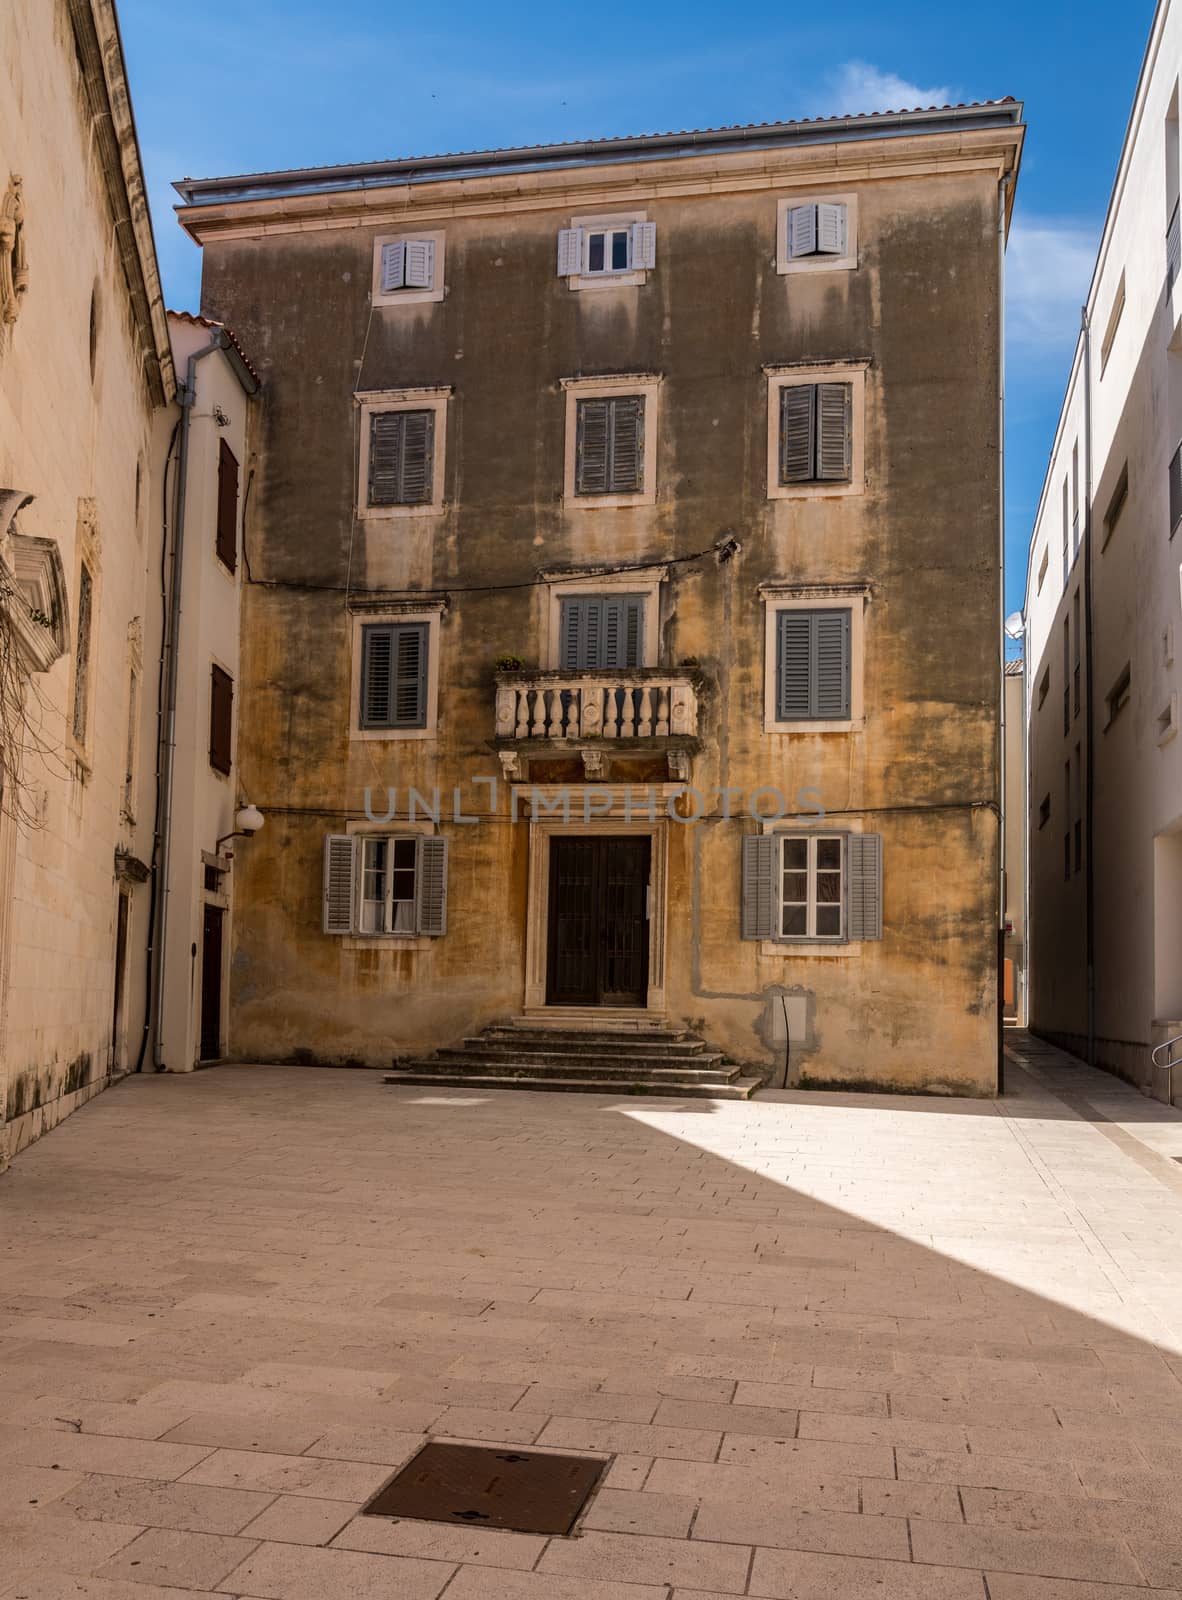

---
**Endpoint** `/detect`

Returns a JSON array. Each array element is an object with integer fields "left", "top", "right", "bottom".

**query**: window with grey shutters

[
  {"left": 1171, "top": 441, "right": 1182, "bottom": 533},
  {"left": 740, "top": 831, "right": 882, "bottom": 943},
  {"left": 779, "top": 383, "right": 852, "bottom": 484},
  {"left": 776, "top": 608, "right": 851, "bottom": 721},
  {"left": 360, "top": 622, "right": 429, "bottom": 730},
  {"left": 368, "top": 409, "right": 434, "bottom": 506},
  {"left": 575, "top": 396, "right": 644, "bottom": 494},
  {"left": 559, "top": 595, "right": 644, "bottom": 670},
  {"left": 322, "top": 833, "right": 448, "bottom": 937}
]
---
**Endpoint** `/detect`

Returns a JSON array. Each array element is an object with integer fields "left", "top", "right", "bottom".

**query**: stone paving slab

[{"left": 0, "top": 1031, "right": 1181, "bottom": 1597}]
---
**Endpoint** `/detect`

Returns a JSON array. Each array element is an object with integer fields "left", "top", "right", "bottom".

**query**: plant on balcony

[{"left": 494, "top": 654, "right": 526, "bottom": 671}]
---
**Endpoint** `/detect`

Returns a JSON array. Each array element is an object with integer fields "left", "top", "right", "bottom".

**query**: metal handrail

[{"left": 1150, "top": 1031, "right": 1182, "bottom": 1105}]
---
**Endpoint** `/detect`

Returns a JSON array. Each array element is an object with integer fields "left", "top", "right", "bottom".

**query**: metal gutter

[{"left": 174, "top": 102, "right": 1023, "bottom": 208}]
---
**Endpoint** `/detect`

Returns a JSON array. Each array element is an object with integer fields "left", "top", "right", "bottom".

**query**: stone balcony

[{"left": 492, "top": 668, "right": 703, "bottom": 782}]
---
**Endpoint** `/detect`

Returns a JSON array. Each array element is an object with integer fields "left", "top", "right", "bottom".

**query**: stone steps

[{"left": 386, "top": 1019, "right": 764, "bottom": 1101}]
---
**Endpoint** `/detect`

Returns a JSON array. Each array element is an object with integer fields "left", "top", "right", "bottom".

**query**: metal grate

[{"left": 361, "top": 1441, "right": 606, "bottom": 1536}]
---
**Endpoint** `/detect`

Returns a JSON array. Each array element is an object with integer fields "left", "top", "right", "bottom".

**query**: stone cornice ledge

[{"left": 178, "top": 126, "right": 1023, "bottom": 245}]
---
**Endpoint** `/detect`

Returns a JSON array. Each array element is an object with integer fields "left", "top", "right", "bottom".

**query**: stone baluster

[
  {"left": 602, "top": 684, "right": 619, "bottom": 739},
  {"left": 655, "top": 684, "right": 670, "bottom": 737},
  {"left": 619, "top": 684, "right": 636, "bottom": 738},
  {"left": 636, "top": 685, "right": 653, "bottom": 738},
  {"left": 547, "top": 685, "right": 565, "bottom": 739},
  {"left": 531, "top": 686, "right": 547, "bottom": 739},
  {"left": 565, "top": 687, "right": 580, "bottom": 737}
]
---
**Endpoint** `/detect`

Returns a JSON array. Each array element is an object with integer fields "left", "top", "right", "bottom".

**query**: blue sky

[{"left": 119, "top": 0, "right": 1155, "bottom": 621}]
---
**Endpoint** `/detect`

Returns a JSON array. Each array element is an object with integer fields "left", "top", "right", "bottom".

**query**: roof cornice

[
  {"left": 176, "top": 122, "right": 1024, "bottom": 247},
  {"left": 68, "top": 0, "right": 175, "bottom": 404}
]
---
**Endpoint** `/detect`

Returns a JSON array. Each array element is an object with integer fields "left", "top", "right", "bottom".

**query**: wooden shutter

[
  {"left": 361, "top": 623, "right": 428, "bottom": 728},
  {"left": 631, "top": 222, "right": 657, "bottom": 269},
  {"left": 817, "top": 383, "right": 853, "bottom": 481},
  {"left": 380, "top": 241, "right": 406, "bottom": 293},
  {"left": 741, "top": 835, "right": 777, "bottom": 939},
  {"left": 392, "top": 623, "right": 429, "bottom": 727},
  {"left": 416, "top": 836, "right": 448, "bottom": 935},
  {"left": 576, "top": 400, "right": 610, "bottom": 494},
  {"left": 776, "top": 612, "right": 812, "bottom": 720},
  {"left": 557, "top": 227, "right": 583, "bottom": 275},
  {"left": 368, "top": 410, "right": 434, "bottom": 506},
  {"left": 817, "top": 202, "right": 847, "bottom": 255},
  {"left": 216, "top": 440, "right": 239, "bottom": 572},
  {"left": 1171, "top": 443, "right": 1182, "bottom": 530},
  {"left": 777, "top": 610, "right": 851, "bottom": 721},
  {"left": 847, "top": 833, "right": 882, "bottom": 940},
  {"left": 787, "top": 203, "right": 817, "bottom": 258},
  {"left": 813, "top": 610, "right": 851, "bottom": 718},
  {"left": 608, "top": 396, "right": 644, "bottom": 492},
  {"left": 404, "top": 239, "right": 435, "bottom": 290},
  {"left": 780, "top": 385, "right": 816, "bottom": 483},
  {"left": 209, "top": 664, "right": 233, "bottom": 774},
  {"left": 323, "top": 835, "right": 356, "bottom": 934},
  {"left": 561, "top": 596, "right": 643, "bottom": 669}
]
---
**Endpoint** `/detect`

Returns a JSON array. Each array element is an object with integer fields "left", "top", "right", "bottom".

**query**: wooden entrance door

[
  {"left": 546, "top": 836, "right": 650, "bottom": 1006},
  {"left": 111, "top": 890, "right": 130, "bottom": 1069},
  {"left": 200, "top": 904, "right": 224, "bottom": 1060}
]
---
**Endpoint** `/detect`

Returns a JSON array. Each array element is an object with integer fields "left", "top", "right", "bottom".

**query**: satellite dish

[{"left": 1004, "top": 611, "right": 1024, "bottom": 639}]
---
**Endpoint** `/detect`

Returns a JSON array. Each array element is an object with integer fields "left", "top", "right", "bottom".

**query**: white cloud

[
  {"left": 814, "top": 62, "right": 952, "bottom": 118},
  {"left": 1006, "top": 216, "right": 1097, "bottom": 352}
]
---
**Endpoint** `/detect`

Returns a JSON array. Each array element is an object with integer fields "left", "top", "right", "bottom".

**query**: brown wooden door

[
  {"left": 200, "top": 904, "right": 224, "bottom": 1060},
  {"left": 547, "top": 836, "right": 650, "bottom": 1006}
]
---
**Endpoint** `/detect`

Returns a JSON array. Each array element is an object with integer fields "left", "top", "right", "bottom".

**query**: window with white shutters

[
  {"left": 360, "top": 622, "right": 429, "bottom": 730},
  {"left": 575, "top": 396, "right": 645, "bottom": 495},
  {"left": 787, "top": 202, "right": 848, "bottom": 259},
  {"left": 559, "top": 595, "right": 645, "bottom": 670},
  {"left": 740, "top": 831, "right": 882, "bottom": 944},
  {"left": 323, "top": 834, "right": 448, "bottom": 937},
  {"left": 368, "top": 410, "right": 434, "bottom": 506},
  {"left": 378, "top": 238, "right": 436, "bottom": 294},
  {"left": 780, "top": 383, "right": 852, "bottom": 485},
  {"left": 557, "top": 221, "right": 656, "bottom": 279},
  {"left": 776, "top": 609, "right": 851, "bottom": 722}
]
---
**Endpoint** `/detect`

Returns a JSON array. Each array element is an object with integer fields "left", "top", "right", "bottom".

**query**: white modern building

[{"left": 1023, "top": 0, "right": 1182, "bottom": 1097}]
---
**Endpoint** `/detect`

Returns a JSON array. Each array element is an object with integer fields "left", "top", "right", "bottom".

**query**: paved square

[{"left": 2, "top": 1033, "right": 1182, "bottom": 1598}]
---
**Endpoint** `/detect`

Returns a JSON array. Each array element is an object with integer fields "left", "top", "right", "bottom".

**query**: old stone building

[
  {"left": 0, "top": 0, "right": 174, "bottom": 1161},
  {"left": 177, "top": 101, "right": 1023, "bottom": 1093}
]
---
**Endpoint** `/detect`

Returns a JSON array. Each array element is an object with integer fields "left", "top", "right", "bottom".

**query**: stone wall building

[
  {"left": 1023, "top": 0, "right": 1182, "bottom": 1097},
  {"left": 0, "top": 0, "right": 173, "bottom": 1161},
  {"left": 177, "top": 102, "right": 1023, "bottom": 1093}
]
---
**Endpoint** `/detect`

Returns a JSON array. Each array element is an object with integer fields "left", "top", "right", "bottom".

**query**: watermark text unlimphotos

[{"left": 363, "top": 779, "right": 825, "bottom": 825}]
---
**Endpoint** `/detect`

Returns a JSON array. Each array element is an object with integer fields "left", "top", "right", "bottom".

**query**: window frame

[
  {"left": 777, "top": 831, "right": 847, "bottom": 943},
  {"left": 356, "top": 388, "right": 450, "bottom": 518},
  {"left": 777, "top": 193, "right": 858, "bottom": 275},
  {"left": 761, "top": 585, "right": 868, "bottom": 733},
  {"left": 561, "top": 211, "right": 652, "bottom": 291},
  {"left": 349, "top": 603, "right": 443, "bottom": 742},
  {"left": 358, "top": 834, "right": 420, "bottom": 936},
  {"left": 765, "top": 363, "right": 867, "bottom": 500},
  {"left": 208, "top": 661, "right": 234, "bottom": 777},
  {"left": 371, "top": 230, "right": 446, "bottom": 307},
  {"left": 216, "top": 438, "right": 239, "bottom": 575},
  {"left": 561, "top": 373, "right": 661, "bottom": 508},
  {"left": 327, "top": 825, "right": 448, "bottom": 948}
]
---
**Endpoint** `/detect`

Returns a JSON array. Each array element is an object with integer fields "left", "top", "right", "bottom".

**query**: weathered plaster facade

[
  {"left": 0, "top": 0, "right": 173, "bottom": 1163},
  {"left": 181, "top": 105, "right": 1022, "bottom": 1093}
]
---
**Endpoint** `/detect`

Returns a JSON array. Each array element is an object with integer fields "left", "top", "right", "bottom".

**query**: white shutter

[
  {"left": 404, "top": 239, "right": 435, "bottom": 290},
  {"left": 817, "top": 203, "right": 847, "bottom": 256},
  {"left": 323, "top": 835, "right": 356, "bottom": 935},
  {"left": 380, "top": 241, "right": 406, "bottom": 293},
  {"left": 557, "top": 227, "right": 584, "bottom": 276},
  {"left": 631, "top": 221, "right": 657, "bottom": 270},
  {"left": 787, "top": 204, "right": 817, "bottom": 259}
]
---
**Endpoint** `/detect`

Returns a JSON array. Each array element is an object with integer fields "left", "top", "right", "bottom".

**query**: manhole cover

[{"left": 361, "top": 1441, "right": 606, "bottom": 1535}]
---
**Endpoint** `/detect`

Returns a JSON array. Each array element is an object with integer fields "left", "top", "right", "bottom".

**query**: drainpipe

[
  {"left": 150, "top": 331, "right": 229, "bottom": 1070},
  {"left": 1081, "top": 304, "right": 1097, "bottom": 1067},
  {"left": 997, "top": 171, "right": 1012, "bottom": 1091}
]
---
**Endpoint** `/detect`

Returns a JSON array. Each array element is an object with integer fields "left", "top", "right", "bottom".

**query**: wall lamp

[{"left": 216, "top": 804, "right": 265, "bottom": 854}]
